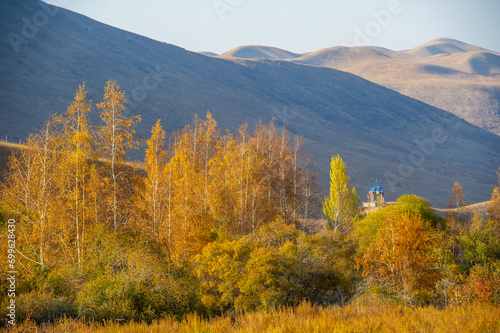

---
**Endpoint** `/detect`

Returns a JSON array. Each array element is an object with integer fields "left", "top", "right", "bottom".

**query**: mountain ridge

[
  {"left": 219, "top": 45, "right": 302, "bottom": 60},
  {"left": 214, "top": 38, "right": 500, "bottom": 136},
  {"left": 405, "top": 38, "right": 493, "bottom": 57}
]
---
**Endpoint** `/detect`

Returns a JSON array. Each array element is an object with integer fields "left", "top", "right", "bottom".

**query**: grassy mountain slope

[
  {"left": 405, "top": 38, "right": 490, "bottom": 57},
  {"left": 287, "top": 38, "right": 500, "bottom": 136},
  {"left": 1, "top": 1, "right": 499, "bottom": 206},
  {"left": 218, "top": 45, "right": 302, "bottom": 60}
]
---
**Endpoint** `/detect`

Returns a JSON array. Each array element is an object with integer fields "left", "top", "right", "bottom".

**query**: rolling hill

[
  {"left": 218, "top": 39, "right": 500, "bottom": 136},
  {"left": 291, "top": 38, "right": 500, "bottom": 136},
  {"left": 1, "top": 0, "right": 499, "bottom": 206},
  {"left": 405, "top": 38, "right": 490, "bottom": 57},
  {"left": 219, "top": 45, "right": 302, "bottom": 60}
]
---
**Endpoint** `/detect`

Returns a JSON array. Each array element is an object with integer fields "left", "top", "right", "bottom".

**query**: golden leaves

[
  {"left": 356, "top": 212, "right": 442, "bottom": 304},
  {"left": 135, "top": 113, "right": 320, "bottom": 261}
]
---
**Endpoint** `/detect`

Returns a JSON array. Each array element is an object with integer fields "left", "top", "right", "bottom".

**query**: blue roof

[{"left": 370, "top": 185, "right": 384, "bottom": 192}]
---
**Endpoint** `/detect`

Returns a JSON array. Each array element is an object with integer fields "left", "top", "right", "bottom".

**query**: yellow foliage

[
  {"left": 356, "top": 212, "right": 443, "bottom": 304},
  {"left": 59, "top": 84, "right": 96, "bottom": 267},
  {"left": 97, "top": 80, "right": 141, "bottom": 232},
  {"left": 487, "top": 167, "right": 500, "bottom": 236},
  {"left": 160, "top": 114, "right": 319, "bottom": 261},
  {"left": 139, "top": 119, "right": 169, "bottom": 240},
  {"left": 2, "top": 116, "right": 63, "bottom": 269}
]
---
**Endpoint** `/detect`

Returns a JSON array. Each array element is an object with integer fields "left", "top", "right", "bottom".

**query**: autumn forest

[{"left": 1, "top": 82, "right": 500, "bottom": 331}]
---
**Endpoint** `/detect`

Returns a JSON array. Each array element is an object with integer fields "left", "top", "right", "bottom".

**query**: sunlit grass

[
  {"left": 11, "top": 302, "right": 500, "bottom": 333},
  {"left": 0, "top": 141, "right": 26, "bottom": 149}
]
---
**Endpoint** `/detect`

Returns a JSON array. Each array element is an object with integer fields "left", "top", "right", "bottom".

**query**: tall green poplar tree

[{"left": 323, "top": 154, "right": 360, "bottom": 235}]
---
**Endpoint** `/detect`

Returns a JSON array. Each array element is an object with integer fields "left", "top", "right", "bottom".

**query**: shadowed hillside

[
  {"left": 288, "top": 38, "right": 500, "bottom": 136},
  {"left": 217, "top": 39, "right": 500, "bottom": 135},
  {"left": 1, "top": 1, "right": 499, "bottom": 206},
  {"left": 424, "top": 51, "right": 500, "bottom": 75}
]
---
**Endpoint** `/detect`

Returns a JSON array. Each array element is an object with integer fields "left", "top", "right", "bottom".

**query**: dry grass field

[
  {"left": 433, "top": 200, "right": 492, "bottom": 215},
  {"left": 10, "top": 302, "right": 500, "bottom": 333}
]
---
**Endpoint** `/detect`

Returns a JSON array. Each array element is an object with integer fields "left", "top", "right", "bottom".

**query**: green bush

[
  {"left": 196, "top": 220, "right": 358, "bottom": 314},
  {"left": 354, "top": 194, "right": 445, "bottom": 252},
  {"left": 461, "top": 230, "right": 500, "bottom": 270},
  {"left": 0, "top": 223, "right": 202, "bottom": 324},
  {"left": 72, "top": 224, "right": 201, "bottom": 322},
  {"left": 0, "top": 291, "right": 75, "bottom": 324}
]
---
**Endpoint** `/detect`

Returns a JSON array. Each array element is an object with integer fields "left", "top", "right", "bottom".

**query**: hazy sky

[{"left": 43, "top": 0, "right": 500, "bottom": 54}]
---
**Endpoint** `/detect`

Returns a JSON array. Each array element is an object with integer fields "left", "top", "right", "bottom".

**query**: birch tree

[
  {"left": 97, "top": 80, "right": 141, "bottom": 232},
  {"left": 167, "top": 113, "right": 219, "bottom": 260},
  {"left": 3, "top": 116, "right": 62, "bottom": 268},
  {"left": 59, "top": 84, "right": 95, "bottom": 267},
  {"left": 143, "top": 119, "right": 169, "bottom": 238},
  {"left": 355, "top": 213, "right": 442, "bottom": 304},
  {"left": 446, "top": 181, "right": 470, "bottom": 236}
]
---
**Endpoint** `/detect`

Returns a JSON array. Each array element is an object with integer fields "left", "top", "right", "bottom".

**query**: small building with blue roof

[
  {"left": 363, "top": 183, "right": 386, "bottom": 208},
  {"left": 369, "top": 184, "right": 385, "bottom": 204}
]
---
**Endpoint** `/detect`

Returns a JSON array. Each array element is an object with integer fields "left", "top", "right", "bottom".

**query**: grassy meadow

[{"left": 9, "top": 302, "right": 500, "bottom": 333}]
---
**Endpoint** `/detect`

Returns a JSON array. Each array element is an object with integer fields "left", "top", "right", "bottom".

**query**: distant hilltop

[{"left": 213, "top": 38, "right": 500, "bottom": 136}]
